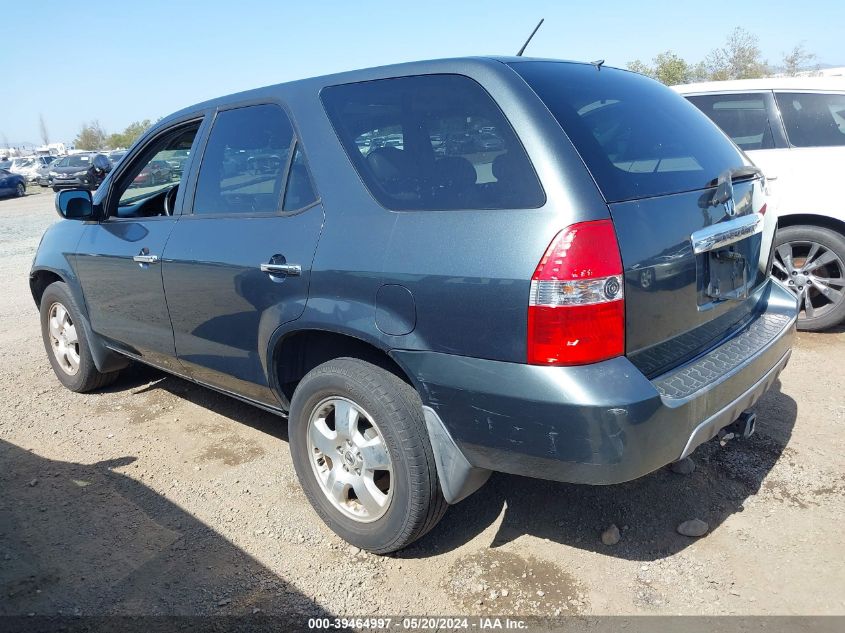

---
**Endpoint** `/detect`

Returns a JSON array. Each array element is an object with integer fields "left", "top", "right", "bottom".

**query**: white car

[
  {"left": 674, "top": 77, "right": 845, "bottom": 331},
  {"left": 8, "top": 156, "right": 56, "bottom": 183}
]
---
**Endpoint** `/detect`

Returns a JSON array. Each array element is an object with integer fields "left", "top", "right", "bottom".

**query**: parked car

[
  {"left": 29, "top": 156, "right": 58, "bottom": 186},
  {"left": 131, "top": 159, "right": 172, "bottom": 187},
  {"left": 31, "top": 58, "right": 796, "bottom": 554},
  {"left": 7, "top": 156, "right": 55, "bottom": 182},
  {"left": 7, "top": 156, "right": 35, "bottom": 175},
  {"left": 49, "top": 153, "right": 111, "bottom": 191},
  {"left": 674, "top": 77, "right": 845, "bottom": 331},
  {"left": 107, "top": 150, "right": 128, "bottom": 167},
  {"left": 162, "top": 149, "right": 189, "bottom": 175},
  {"left": 0, "top": 168, "right": 26, "bottom": 198}
]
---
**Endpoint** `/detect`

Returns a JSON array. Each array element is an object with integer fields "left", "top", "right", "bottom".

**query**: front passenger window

[
  {"left": 114, "top": 123, "right": 200, "bottom": 218},
  {"left": 194, "top": 104, "right": 295, "bottom": 214}
]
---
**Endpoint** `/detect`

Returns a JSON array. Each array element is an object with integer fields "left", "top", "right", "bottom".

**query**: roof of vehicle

[
  {"left": 672, "top": 76, "right": 845, "bottom": 94},
  {"left": 162, "top": 56, "right": 630, "bottom": 123}
]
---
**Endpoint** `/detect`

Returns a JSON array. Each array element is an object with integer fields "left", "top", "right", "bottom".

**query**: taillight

[{"left": 527, "top": 220, "right": 625, "bottom": 366}]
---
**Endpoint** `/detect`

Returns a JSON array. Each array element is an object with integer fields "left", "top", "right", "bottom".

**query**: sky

[{"left": 2, "top": 0, "right": 842, "bottom": 146}]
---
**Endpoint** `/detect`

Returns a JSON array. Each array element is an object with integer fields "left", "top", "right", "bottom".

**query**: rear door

[
  {"left": 513, "top": 62, "right": 774, "bottom": 376},
  {"left": 162, "top": 103, "right": 323, "bottom": 406}
]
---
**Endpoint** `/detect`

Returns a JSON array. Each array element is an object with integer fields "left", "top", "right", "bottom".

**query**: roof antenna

[
  {"left": 516, "top": 18, "right": 544, "bottom": 57},
  {"left": 590, "top": 59, "right": 605, "bottom": 71}
]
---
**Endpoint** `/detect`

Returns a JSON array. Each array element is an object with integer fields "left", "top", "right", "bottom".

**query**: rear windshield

[{"left": 511, "top": 62, "right": 747, "bottom": 203}]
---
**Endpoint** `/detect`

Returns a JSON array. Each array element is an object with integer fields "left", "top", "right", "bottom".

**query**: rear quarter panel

[{"left": 290, "top": 60, "right": 611, "bottom": 364}]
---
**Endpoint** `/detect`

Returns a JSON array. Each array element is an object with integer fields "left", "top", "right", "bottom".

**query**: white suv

[{"left": 674, "top": 77, "right": 845, "bottom": 331}]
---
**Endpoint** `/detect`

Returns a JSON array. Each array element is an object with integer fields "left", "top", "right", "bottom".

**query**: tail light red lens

[{"left": 528, "top": 220, "right": 625, "bottom": 366}]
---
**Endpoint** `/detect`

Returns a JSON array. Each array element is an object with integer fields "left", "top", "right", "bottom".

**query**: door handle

[
  {"left": 133, "top": 254, "right": 159, "bottom": 264},
  {"left": 260, "top": 263, "right": 301, "bottom": 276}
]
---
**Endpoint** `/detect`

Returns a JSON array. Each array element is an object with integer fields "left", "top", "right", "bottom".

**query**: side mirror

[
  {"left": 93, "top": 154, "right": 112, "bottom": 173},
  {"left": 56, "top": 189, "right": 95, "bottom": 220}
]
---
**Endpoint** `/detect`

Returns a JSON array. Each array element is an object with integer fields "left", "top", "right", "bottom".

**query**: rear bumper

[{"left": 392, "top": 279, "right": 797, "bottom": 486}]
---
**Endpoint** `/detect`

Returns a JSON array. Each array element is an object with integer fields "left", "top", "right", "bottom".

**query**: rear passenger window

[
  {"left": 194, "top": 104, "right": 294, "bottom": 214},
  {"left": 283, "top": 146, "right": 318, "bottom": 211},
  {"left": 321, "top": 74, "right": 545, "bottom": 211},
  {"left": 686, "top": 93, "right": 775, "bottom": 151},
  {"left": 775, "top": 92, "right": 845, "bottom": 148}
]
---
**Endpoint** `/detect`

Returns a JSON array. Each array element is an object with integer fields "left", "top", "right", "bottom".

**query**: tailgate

[
  {"left": 510, "top": 61, "right": 777, "bottom": 376},
  {"left": 609, "top": 179, "right": 773, "bottom": 376}
]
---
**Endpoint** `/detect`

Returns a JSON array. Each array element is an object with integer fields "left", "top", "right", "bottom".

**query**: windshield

[
  {"left": 55, "top": 155, "right": 92, "bottom": 168},
  {"left": 511, "top": 62, "right": 748, "bottom": 202}
]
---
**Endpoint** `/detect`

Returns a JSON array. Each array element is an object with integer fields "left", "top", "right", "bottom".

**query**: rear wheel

[
  {"left": 771, "top": 224, "right": 845, "bottom": 331},
  {"left": 40, "top": 282, "right": 120, "bottom": 392},
  {"left": 289, "top": 358, "right": 447, "bottom": 553}
]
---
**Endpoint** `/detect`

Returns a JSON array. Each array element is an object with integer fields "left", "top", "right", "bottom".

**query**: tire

[
  {"left": 772, "top": 224, "right": 845, "bottom": 331},
  {"left": 39, "top": 281, "right": 120, "bottom": 392},
  {"left": 15, "top": 182, "right": 25, "bottom": 197},
  {"left": 289, "top": 358, "right": 447, "bottom": 553}
]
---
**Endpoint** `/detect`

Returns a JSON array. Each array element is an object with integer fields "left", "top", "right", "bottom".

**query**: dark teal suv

[{"left": 30, "top": 57, "right": 797, "bottom": 553}]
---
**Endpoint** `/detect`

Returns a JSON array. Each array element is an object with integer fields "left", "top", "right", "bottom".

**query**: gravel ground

[{"left": 1, "top": 189, "right": 843, "bottom": 618}]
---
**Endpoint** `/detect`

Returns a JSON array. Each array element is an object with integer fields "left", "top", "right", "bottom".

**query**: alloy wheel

[
  {"left": 772, "top": 240, "right": 845, "bottom": 321},
  {"left": 306, "top": 397, "right": 393, "bottom": 523},
  {"left": 47, "top": 302, "right": 80, "bottom": 375}
]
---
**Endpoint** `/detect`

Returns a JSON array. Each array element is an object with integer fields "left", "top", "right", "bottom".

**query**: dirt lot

[{"left": 1, "top": 188, "right": 843, "bottom": 619}]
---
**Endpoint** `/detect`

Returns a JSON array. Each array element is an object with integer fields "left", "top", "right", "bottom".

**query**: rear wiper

[
  {"left": 708, "top": 166, "right": 764, "bottom": 207},
  {"left": 707, "top": 166, "right": 763, "bottom": 189}
]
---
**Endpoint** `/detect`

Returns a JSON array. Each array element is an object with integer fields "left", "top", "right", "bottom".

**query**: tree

[
  {"left": 651, "top": 51, "right": 693, "bottom": 85},
  {"left": 782, "top": 42, "right": 817, "bottom": 76},
  {"left": 104, "top": 119, "right": 152, "bottom": 149},
  {"left": 626, "top": 58, "right": 654, "bottom": 78},
  {"left": 704, "top": 27, "right": 769, "bottom": 80},
  {"left": 39, "top": 115, "right": 49, "bottom": 146},
  {"left": 74, "top": 121, "right": 107, "bottom": 150},
  {"left": 627, "top": 51, "right": 707, "bottom": 85}
]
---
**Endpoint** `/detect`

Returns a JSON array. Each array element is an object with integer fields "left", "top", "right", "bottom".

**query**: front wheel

[
  {"left": 771, "top": 224, "right": 845, "bottom": 331},
  {"left": 15, "top": 182, "right": 25, "bottom": 197},
  {"left": 40, "top": 282, "right": 120, "bottom": 392},
  {"left": 289, "top": 358, "right": 447, "bottom": 553}
]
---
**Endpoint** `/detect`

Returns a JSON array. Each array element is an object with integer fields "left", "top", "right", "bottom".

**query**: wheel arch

[
  {"left": 273, "top": 326, "right": 489, "bottom": 506},
  {"left": 30, "top": 268, "right": 65, "bottom": 308},
  {"left": 777, "top": 213, "right": 845, "bottom": 238},
  {"left": 269, "top": 327, "right": 418, "bottom": 410},
  {"left": 31, "top": 266, "right": 130, "bottom": 374}
]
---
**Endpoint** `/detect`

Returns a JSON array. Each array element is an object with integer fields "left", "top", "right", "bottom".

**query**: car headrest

[
  {"left": 492, "top": 152, "right": 533, "bottom": 185},
  {"left": 433, "top": 156, "right": 477, "bottom": 189},
  {"left": 366, "top": 147, "right": 409, "bottom": 183}
]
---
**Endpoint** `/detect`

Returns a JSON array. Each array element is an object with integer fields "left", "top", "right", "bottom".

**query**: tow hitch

[{"left": 720, "top": 410, "right": 757, "bottom": 444}]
